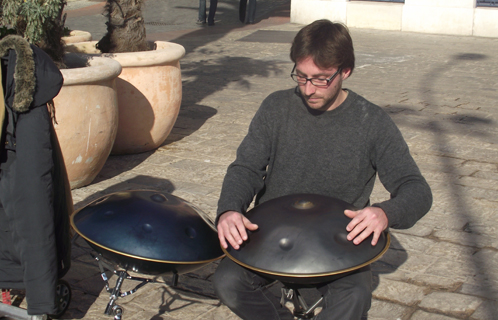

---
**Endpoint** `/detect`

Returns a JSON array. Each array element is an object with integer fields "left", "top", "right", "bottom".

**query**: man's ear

[{"left": 341, "top": 68, "right": 352, "bottom": 80}]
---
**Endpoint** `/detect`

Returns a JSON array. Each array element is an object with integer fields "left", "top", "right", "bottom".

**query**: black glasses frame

[{"left": 290, "top": 64, "right": 342, "bottom": 87}]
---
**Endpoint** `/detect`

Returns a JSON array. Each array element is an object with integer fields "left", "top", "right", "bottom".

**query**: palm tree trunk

[{"left": 97, "top": 0, "right": 149, "bottom": 53}]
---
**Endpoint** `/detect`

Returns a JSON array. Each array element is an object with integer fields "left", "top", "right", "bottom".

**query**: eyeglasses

[{"left": 290, "top": 65, "right": 342, "bottom": 88}]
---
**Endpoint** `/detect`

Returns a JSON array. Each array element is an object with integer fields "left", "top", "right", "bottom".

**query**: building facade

[{"left": 290, "top": 0, "right": 498, "bottom": 38}]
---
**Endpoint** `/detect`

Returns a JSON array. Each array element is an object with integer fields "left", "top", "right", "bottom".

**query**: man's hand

[
  {"left": 217, "top": 210, "right": 259, "bottom": 250},
  {"left": 344, "top": 207, "right": 388, "bottom": 246}
]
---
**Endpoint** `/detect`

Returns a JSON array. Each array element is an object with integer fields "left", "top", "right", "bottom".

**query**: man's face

[{"left": 294, "top": 57, "right": 350, "bottom": 112}]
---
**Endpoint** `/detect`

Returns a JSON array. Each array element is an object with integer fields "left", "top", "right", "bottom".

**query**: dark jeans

[
  {"left": 246, "top": 0, "right": 257, "bottom": 23},
  {"left": 239, "top": 0, "right": 257, "bottom": 23},
  {"left": 213, "top": 257, "right": 372, "bottom": 320},
  {"left": 198, "top": 0, "right": 218, "bottom": 24}
]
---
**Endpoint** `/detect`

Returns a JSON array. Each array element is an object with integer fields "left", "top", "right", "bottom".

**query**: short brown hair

[{"left": 290, "top": 20, "right": 355, "bottom": 74}]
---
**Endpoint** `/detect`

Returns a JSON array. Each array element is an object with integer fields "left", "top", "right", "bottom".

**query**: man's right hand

[{"left": 217, "top": 210, "right": 259, "bottom": 250}]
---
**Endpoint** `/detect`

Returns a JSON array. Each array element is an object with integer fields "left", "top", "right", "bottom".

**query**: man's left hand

[{"left": 344, "top": 207, "right": 388, "bottom": 246}]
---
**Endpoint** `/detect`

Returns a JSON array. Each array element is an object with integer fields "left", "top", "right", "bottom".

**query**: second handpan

[{"left": 223, "top": 193, "right": 390, "bottom": 284}]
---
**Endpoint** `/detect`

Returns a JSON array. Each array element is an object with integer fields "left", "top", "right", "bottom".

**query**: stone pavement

[{"left": 52, "top": 0, "right": 498, "bottom": 319}]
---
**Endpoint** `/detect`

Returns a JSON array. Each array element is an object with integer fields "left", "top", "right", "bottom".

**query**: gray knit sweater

[{"left": 217, "top": 88, "right": 432, "bottom": 229}]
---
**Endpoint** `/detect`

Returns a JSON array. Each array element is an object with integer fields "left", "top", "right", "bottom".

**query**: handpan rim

[
  {"left": 70, "top": 189, "right": 225, "bottom": 272},
  {"left": 223, "top": 232, "right": 391, "bottom": 279},
  {"left": 73, "top": 225, "right": 225, "bottom": 265}
]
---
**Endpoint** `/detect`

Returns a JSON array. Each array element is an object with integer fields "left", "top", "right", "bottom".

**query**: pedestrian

[
  {"left": 239, "top": 0, "right": 256, "bottom": 24},
  {"left": 213, "top": 19, "right": 432, "bottom": 320},
  {"left": 198, "top": 0, "right": 218, "bottom": 26}
]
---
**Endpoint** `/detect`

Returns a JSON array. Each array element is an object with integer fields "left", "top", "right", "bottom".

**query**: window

[
  {"left": 477, "top": 0, "right": 498, "bottom": 7},
  {"left": 351, "top": 0, "right": 404, "bottom": 2}
]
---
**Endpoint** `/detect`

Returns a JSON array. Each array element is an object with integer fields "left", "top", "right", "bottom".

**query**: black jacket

[{"left": 0, "top": 36, "right": 72, "bottom": 316}]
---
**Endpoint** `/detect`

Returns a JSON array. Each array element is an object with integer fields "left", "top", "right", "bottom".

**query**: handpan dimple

[{"left": 279, "top": 237, "right": 294, "bottom": 251}]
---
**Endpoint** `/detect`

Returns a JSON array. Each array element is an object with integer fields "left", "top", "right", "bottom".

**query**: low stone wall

[{"left": 290, "top": 0, "right": 498, "bottom": 38}]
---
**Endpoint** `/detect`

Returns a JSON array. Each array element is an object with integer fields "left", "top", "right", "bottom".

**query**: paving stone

[
  {"left": 432, "top": 229, "right": 497, "bottom": 249},
  {"left": 125, "top": 309, "right": 177, "bottom": 320},
  {"left": 470, "top": 300, "right": 498, "bottom": 320},
  {"left": 472, "top": 248, "right": 498, "bottom": 268},
  {"left": 414, "top": 210, "right": 470, "bottom": 231},
  {"left": 419, "top": 292, "right": 484, "bottom": 317},
  {"left": 373, "top": 278, "right": 427, "bottom": 306},
  {"left": 127, "top": 286, "right": 219, "bottom": 319},
  {"left": 367, "top": 299, "right": 411, "bottom": 320},
  {"left": 410, "top": 310, "right": 461, "bottom": 320},
  {"left": 408, "top": 274, "right": 465, "bottom": 292},
  {"left": 197, "top": 304, "right": 241, "bottom": 320},
  {"left": 390, "top": 224, "right": 434, "bottom": 238},
  {"left": 388, "top": 232, "right": 438, "bottom": 253},
  {"left": 388, "top": 251, "right": 439, "bottom": 274},
  {"left": 72, "top": 273, "right": 110, "bottom": 297},
  {"left": 425, "top": 257, "right": 477, "bottom": 279},
  {"left": 423, "top": 241, "right": 478, "bottom": 261},
  {"left": 459, "top": 283, "right": 498, "bottom": 301},
  {"left": 63, "top": 259, "right": 101, "bottom": 285}
]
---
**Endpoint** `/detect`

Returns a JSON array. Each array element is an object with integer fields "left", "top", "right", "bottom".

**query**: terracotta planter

[
  {"left": 54, "top": 54, "right": 122, "bottom": 189},
  {"left": 62, "top": 30, "right": 92, "bottom": 44},
  {"left": 65, "top": 41, "right": 186, "bottom": 154}
]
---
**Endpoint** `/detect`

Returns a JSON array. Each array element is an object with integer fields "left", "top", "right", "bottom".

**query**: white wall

[
  {"left": 402, "top": 0, "right": 475, "bottom": 35},
  {"left": 347, "top": 2, "right": 403, "bottom": 30},
  {"left": 291, "top": 0, "right": 348, "bottom": 25},
  {"left": 290, "top": 0, "right": 498, "bottom": 38},
  {"left": 473, "top": 7, "right": 498, "bottom": 37}
]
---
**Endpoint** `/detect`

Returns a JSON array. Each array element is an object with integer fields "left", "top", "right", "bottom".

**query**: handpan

[
  {"left": 71, "top": 190, "right": 225, "bottom": 275},
  {"left": 223, "top": 194, "right": 390, "bottom": 284}
]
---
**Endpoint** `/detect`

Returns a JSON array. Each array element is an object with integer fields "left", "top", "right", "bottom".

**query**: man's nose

[{"left": 303, "top": 81, "right": 316, "bottom": 95}]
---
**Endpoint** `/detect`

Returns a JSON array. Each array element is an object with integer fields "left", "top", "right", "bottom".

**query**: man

[
  {"left": 197, "top": 0, "right": 218, "bottom": 26},
  {"left": 239, "top": 0, "right": 257, "bottom": 24},
  {"left": 213, "top": 20, "right": 432, "bottom": 320}
]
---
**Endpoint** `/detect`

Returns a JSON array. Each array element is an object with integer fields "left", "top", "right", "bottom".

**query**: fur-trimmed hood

[{"left": 0, "top": 35, "right": 63, "bottom": 113}]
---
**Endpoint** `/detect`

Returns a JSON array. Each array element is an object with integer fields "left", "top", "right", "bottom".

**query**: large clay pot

[
  {"left": 54, "top": 54, "right": 122, "bottom": 189},
  {"left": 65, "top": 41, "right": 186, "bottom": 154}
]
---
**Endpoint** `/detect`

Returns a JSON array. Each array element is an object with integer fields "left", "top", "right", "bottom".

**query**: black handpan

[
  {"left": 71, "top": 190, "right": 225, "bottom": 275},
  {"left": 223, "top": 194, "right": 390, "bottom": 284}
]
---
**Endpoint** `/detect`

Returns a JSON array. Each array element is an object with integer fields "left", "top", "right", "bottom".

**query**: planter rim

[
  {"left": 62, "top": 30, "right": 93, "bottom": 44},
  {"left": 65, "top": 41, "right": 186, "bottom": 67},
  {"left": 61, "top": 54, "right": 122, "bottom": 86},
  {"left": 67, "top": 30, "right": 91, "bottom": 37}
]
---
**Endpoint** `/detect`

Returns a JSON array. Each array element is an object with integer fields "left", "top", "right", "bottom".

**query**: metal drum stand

[
  {"left": 90, "top": 253, "right": 180, "bottom": 320},
  {"left": 281, "top": 285, "right": 323, "bottom": 320}
]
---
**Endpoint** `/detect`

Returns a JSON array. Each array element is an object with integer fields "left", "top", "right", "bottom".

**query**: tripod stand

[{"left": 281, "top": 285, "right": 323, "bottom": 320}]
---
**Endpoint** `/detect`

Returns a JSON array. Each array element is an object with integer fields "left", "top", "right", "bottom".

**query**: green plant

[
  {"left": 1, "top": 0, "right": 67, "bottom": 66},
  {"left": 0, "top": 25, "right": 15, "bottom": 38}
]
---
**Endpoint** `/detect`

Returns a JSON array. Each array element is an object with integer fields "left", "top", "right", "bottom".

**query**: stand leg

[
  {"left": 105, "top": 271, "right": 126, "bottom": 316},
  {"left": 171, "top": 272, "right": 179, "bottom": 287},
  {"left": 91, "top": 253, "right": 155, "bottom": 319},
  {"left": 282, "top": 287, "right": 323, "bottom": 320}
]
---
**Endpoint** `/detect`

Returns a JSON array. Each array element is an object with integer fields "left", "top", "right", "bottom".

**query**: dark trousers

[
  {"left": 213, "top": 257, "right": 372, "bottom": 320},
  {"left": 198, "top": 0, "right": 218, "bottom": 24},
  {"left": 239, "top": 0, "right": 257, "bottom": 23}
]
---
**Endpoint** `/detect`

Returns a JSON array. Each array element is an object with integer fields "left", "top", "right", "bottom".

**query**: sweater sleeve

[
  {"left": 369, "top": 110, "right": 432, "bottom": 229},
  {"left": 216, "top": 97, "right": 274, "bottom": 221}
]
